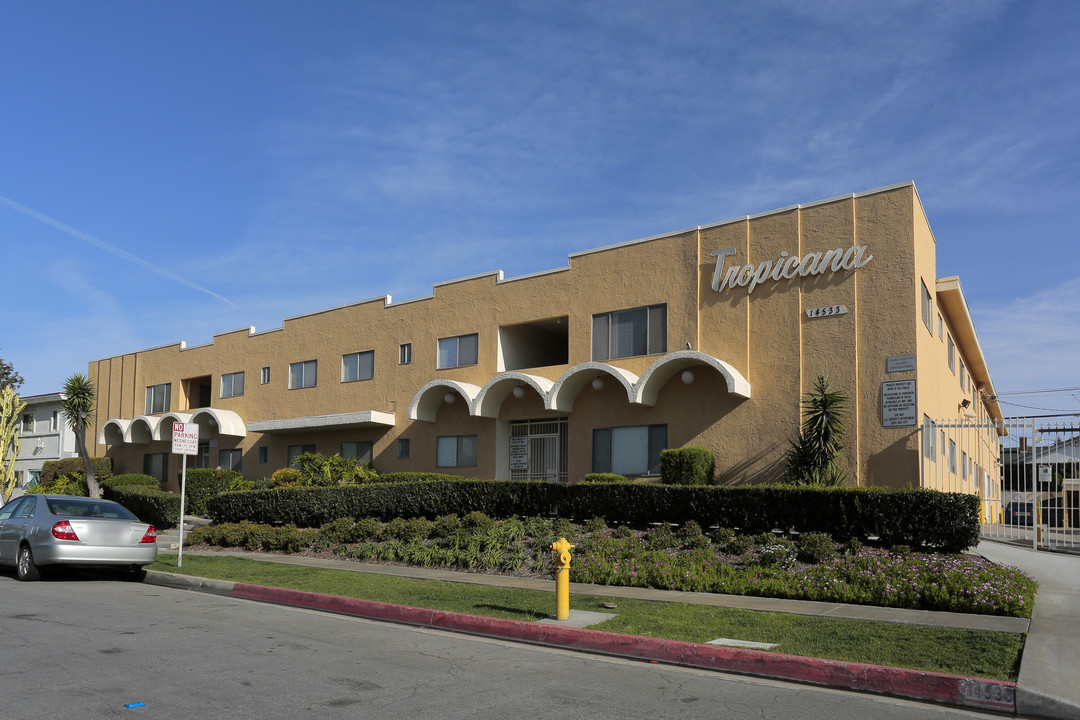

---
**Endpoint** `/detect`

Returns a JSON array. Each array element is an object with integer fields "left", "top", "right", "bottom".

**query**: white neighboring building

[{"left": 11, "top": 392, "right": 78, "bottom": 494}]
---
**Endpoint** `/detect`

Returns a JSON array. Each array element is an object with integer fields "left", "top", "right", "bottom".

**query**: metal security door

[
  {"left": 529, "top": 434, "right": 559, "bottom": 482},
  {"left": 510, "top": 418, "right": 568, "bottom": 482}
]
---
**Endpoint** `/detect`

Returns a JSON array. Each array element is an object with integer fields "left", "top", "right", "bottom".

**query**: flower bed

[{"left": 184, "top": 515, "right": 1037, "bottom": 618}]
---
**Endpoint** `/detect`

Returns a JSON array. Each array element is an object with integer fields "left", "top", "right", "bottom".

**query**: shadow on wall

[
  {"left": 717, "top": 439, "right": 787, "bottom": 485},
  {"left": 865, "top": 434, "right": 920, "bottom": 489}
]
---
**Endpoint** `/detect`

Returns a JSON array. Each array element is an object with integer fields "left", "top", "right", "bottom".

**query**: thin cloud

[{"left": 0, "top": 194, "right": 235, "bottom": 307}]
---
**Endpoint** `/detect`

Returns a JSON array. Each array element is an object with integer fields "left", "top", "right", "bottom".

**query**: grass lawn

[{"left": 150, "top": 553, "right": 1024, "bottom": 681}]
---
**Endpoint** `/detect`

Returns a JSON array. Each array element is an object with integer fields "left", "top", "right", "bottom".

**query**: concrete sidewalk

[
  {"left": 146, "top": 537, "right": 1080, "bottom": 718},
  {"left": 973, "top": 539, "right": 1080, "bottom": 719}
]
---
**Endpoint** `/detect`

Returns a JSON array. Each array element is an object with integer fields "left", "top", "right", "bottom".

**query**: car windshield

[{"left": 45, "top": 498, "right": 137, "bottom": 520}]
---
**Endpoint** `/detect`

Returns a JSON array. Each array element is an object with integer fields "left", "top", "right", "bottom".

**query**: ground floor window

[
  {"left": 219, "top": 449, "right": 242, "bottom": 472},
  {"left": 397, "top": 439, "right": 410, "bottom": 459},
  {"left": 258, "top": 447, "right": 268, "bottom": 464},
  {"left": 922, "top": 416, "right": 936, "bottom": 461},
  {"left": 592, "top": 424, "right": 667, "bottom": 476},
  {"left": 28, "top": 469, "right": 39, "bottom": 486},
  {"left": 288, "top": 444, "right": 316, "bottom": 467},
  {"left": 437, "top": 435, "right": 477, "bottom": 467},
  {"left": 192, "top": 443, "right": 211, "bottom": 469},
  {"left": 143, "top": 453, "right": 169, "bottom": 482},
  {"left": 342, "top": 441, "right": 373, "bottom": 465}
]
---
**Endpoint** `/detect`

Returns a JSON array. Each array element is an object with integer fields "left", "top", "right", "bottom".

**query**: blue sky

[{"left": 3, "top": 1, "right": 1078, "bottom": 415}]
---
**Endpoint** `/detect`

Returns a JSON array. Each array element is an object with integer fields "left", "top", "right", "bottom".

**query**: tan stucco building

[{"left": 88, "top": 181, "right": 1003, "bottom": 499}]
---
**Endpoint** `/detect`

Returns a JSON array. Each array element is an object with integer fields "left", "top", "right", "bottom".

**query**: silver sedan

[{"left": 0, "top": 494, "right": 157, "bottom": 581}]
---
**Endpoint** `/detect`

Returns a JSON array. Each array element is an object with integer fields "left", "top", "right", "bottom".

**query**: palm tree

[{"left": 61, "top": 373, "right": 102, "bottom": 499}]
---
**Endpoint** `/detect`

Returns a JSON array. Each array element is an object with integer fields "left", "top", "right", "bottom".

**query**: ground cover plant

[
  {"left": 184, "top": 514, "right": 1036, "bottom": 618},
  {"left": 149, "top": 553, "right": 1025, "bottom": 681}
]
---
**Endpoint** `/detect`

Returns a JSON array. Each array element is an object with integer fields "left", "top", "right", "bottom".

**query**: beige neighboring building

[{"left": 87, "top": 181, "right": 1003, "bottom": 505}]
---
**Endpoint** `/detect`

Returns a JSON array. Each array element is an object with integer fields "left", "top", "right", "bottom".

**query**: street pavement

[{"left": 151, "top": 530, "right": 1080, "bottom": 719}]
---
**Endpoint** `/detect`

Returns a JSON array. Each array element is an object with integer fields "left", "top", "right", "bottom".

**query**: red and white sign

[{"left": 171, "top": 422, "right": 199, "bottom": 456}]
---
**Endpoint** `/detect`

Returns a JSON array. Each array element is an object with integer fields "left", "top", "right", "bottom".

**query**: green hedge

[
  {"left": 179, "top": 468, "right": 243, "bottom": 515},
  {"left": 206, "top": 481, "right": 981, "bottom": 552},
  {"left": 101, "top": 474, "right": 160, "bottom": 489},
  {"left": 373, "top": 472, "right": 471, "bottom": 484},
  {"left": 105, "top": 486, "right": 182, "bottom": 529},
  {"left": 40, "top": 457, "right": 112, "bottom": 484},
  {"left": 659, "top": 446, "right": 716, "bottom": 485},
  {"left": 580, "top": 473, "right": 630, "bottom": 483}
]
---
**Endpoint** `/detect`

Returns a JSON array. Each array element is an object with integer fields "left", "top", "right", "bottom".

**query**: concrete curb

[{"left": 142, "top": 571, "right": 1017, "bottom": 714}]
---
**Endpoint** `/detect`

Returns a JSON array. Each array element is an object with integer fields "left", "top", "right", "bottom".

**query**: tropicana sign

[{"left": 710, "top": 245, "right": 873, "bottom": 295}]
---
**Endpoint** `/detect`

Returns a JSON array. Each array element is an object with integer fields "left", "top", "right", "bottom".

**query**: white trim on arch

[{"left": 634, "top": 350, "right": 751, "bottom": 405}]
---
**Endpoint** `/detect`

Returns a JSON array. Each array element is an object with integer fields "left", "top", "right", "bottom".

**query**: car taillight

[
  {"left": 140, "top": 526, "right": 157, "bottom": 544},
  {"left": 52, "top": 520, "right": 80, "bottom": 541}
]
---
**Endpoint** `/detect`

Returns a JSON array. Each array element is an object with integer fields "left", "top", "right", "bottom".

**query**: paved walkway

[
  {"left": 154, "top": 532, "right": 1079, "bottom": 718},
  {"left": 973, "top": 539, "right": 1080, "bottom": 719}
]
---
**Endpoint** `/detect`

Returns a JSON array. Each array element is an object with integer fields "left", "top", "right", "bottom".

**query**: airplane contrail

[{"left": 0, "top": 193, "right": 235, "bottom": 306}]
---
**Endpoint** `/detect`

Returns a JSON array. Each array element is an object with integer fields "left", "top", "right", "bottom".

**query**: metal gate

[
  {"left": 928, "top": 416, "right": 1080, "bottom": 550},
  {"left": 509, "top": 418, "right": 568, "bottom": 482}
]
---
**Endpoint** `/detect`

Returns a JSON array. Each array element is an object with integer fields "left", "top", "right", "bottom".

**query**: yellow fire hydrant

[{"left": 550, "top": 537, "right": 574, "bottom": 620}]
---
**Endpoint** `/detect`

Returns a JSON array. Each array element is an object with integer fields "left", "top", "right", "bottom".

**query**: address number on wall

[{"left": 805, "top": 305, "right": 848, "bottom": 318}]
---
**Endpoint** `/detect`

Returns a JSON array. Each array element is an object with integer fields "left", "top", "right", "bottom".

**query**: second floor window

[
  {"left": 342, "top": 351, "right": 374, "bottom": 382},
  {"left": 145, "top": 383, "right": 171, "bottom": 414},
  {"left": 920, "top": 281, "right": 933, "bottom": 333},
  {"left": 289, "top": 360, "right": 318, "bottom": 389},
  {"left": 438, "top": 333, "right": 478, "bottom": 369},
  {"left": 592, "top": 304, "right": 666, "bottom": 361},
  {"left": 221, "top": 371, "right": 245, "bottom": 398}
]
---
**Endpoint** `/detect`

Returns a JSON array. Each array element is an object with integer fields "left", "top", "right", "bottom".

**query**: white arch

[
  {"left": 548, "top": 362, "right": 637, "bottom": 413},
  {"left": 189, "top": 408, "right": 247, "bottom": 438},
  {"left": 124, "top": 415, "right": 165, "bottom": 444},
  {"left": 634, "top": 350, "right": 751, "bottom": 405},
  {"left": 474, "top": 373, "right": 555, "bottom": 418},
  {"left": 99, "top": 418, "right": 130, "bottom": 446},
  {"left": 407, "top": 379, "right": 483, "bottom": 422},
  {"left": 156, "top": 412, "right": 194, "bottom": 441}
]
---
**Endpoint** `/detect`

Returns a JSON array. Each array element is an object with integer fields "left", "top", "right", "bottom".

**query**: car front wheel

[{"left": 16, "top": 545, "right": 41, "bottom": 582}]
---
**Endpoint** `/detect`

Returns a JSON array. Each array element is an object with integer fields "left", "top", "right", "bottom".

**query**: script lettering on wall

[{"left": 710, "top": 245, "right": 873, "bottom": 295}]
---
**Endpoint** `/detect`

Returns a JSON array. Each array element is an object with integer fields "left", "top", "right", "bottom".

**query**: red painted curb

[{"left": 230, "top": 582, "right": 1017, "bottom": 713}]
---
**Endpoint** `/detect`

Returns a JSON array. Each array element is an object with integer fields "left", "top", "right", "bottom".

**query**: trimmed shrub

[
  {"left": 461, "top": 511, "right": 495, "bottom": 535},
  {"left": 40, "top": 457, "right": 112, "bottom": 485},
  {"left": 375, "top": 472, "right": 468, "bottom": 484},
  {"left": 659, "top": 446, "right": 715, "bottom": 485},
  {"left": 432, "top": 514, "right": 461, "bottom": 538},
  {"left": 580, "top": 473, "right": 629, "bottom": 484},
  {"left": 101, "top": 474, "right": 159, "bottom": 490},
  {"left": 108, "top": 485, "right": 181, "bottom": 529},
  {"left": 271, "top": 468, "right": 302, "bottom": 487},
  {"left": 204, "top": 481, "right": 981, "bottom": 552},
  {"left": 181, "top": 468, "right": 242, "bottom": 515},
  {"left": 797, "top": 532, "right": 836, "bottom": 563},
  {"left": 676, "top": 519, "right": 710, "bottom": 549},
  {"left": 584, "top": 516, "right": 608, "bottom": 534}
]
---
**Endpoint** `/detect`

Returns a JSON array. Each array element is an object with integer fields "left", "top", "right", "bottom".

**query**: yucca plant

[{"left": 785, "top": 372, "right": 849, "bottom": 486}]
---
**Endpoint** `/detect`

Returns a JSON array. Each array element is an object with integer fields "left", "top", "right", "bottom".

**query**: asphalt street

[{"left": 1, "top": 571, "right": 1002, "bottom": 720}]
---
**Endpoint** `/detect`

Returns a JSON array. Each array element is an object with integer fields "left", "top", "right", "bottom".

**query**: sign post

[{"left": 171, "top": 421, "right": 199, "bottom": 567}]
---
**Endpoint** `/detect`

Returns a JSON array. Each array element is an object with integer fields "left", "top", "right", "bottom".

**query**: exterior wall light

[
  {"left": 681, "top": 370, "right": 694, "bottom": 385},
  {"left": 591, "top": 377, "right": 605, "bottom": 390},
  {"left": 444, "top": 392, "right": 455, "bottom": 404},
  {"left": 512, "top": 386, "right": 525, "bottom": 399}
]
